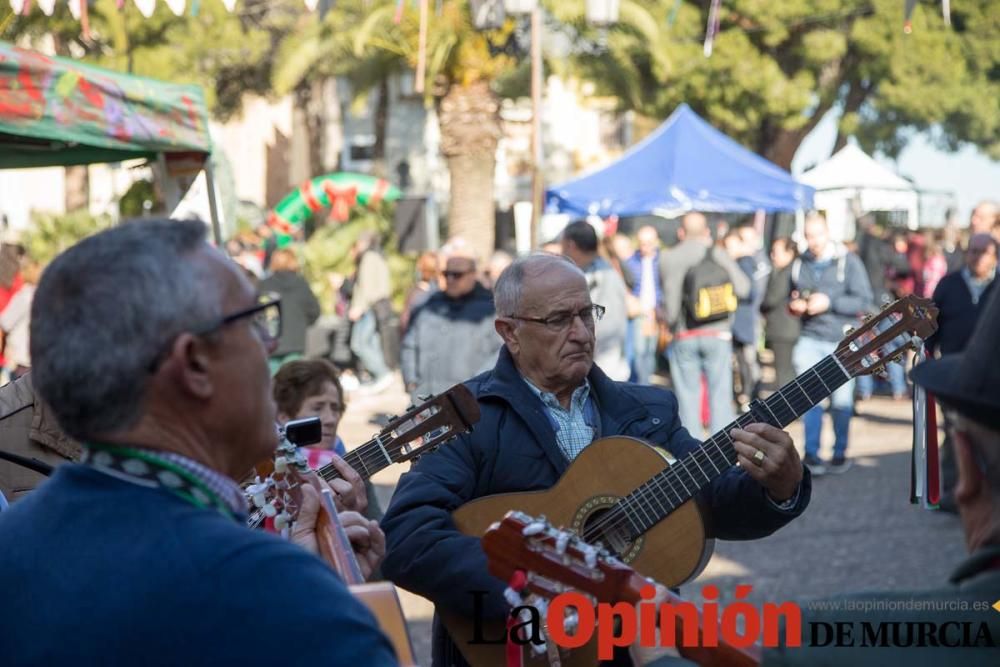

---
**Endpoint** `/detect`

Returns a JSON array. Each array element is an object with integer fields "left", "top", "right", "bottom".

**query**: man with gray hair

[
  {"left": 382, "top": 252, "right": 810, "bottom": 666},
  {"left": 0, "top": 219, "right": 395, "bottom": 665}
]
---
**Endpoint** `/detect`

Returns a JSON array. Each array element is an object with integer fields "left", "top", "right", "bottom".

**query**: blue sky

[{"left": 791, "top": 110, "right": 1000, "bottom": 223}]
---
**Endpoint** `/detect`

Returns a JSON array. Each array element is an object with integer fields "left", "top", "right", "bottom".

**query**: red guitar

[{"left": 483, "top": 511, "right": 761, "bottom": 667}]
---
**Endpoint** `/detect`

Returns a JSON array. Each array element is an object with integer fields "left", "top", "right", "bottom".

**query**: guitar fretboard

[
  {"left": 585, "top": 352, "right": 851, "bottom": 543},
  {"left": 317, "top": 433, "right": 397, "bottom": 483}
]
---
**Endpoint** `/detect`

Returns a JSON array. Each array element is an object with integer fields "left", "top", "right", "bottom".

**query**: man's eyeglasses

[
  {"left": 443, "top": 269, "right": 473, "bottom": 280},
  {"left": 194, "top": 294, "right": 282, "bottom": 342},
  {"left": 148, "top": 295, "right": 282, "bottom": 372},
  {"left": 508, "top": 304, "right": 606, "bottom": 332}
]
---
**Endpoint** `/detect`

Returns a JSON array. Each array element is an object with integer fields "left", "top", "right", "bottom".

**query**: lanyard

[{"left": 83, "top": 443, "right": 237, "bottom": 522}]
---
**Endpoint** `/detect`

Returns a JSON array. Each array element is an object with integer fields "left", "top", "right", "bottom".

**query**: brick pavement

[{"left": 339, "top": 375, "right": 964, "bottom": 666}]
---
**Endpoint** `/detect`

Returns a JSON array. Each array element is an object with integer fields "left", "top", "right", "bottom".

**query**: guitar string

[
  {"left": 580, "top": 354, "right": 852, "bottom": 544},
  {"left": 582, "top": 354, "right": 851, "bottom": 542},
  {"left": 583, "top": 354, "right": 849, "bottom": 541},
  {"left": 581, "top": 358, "right": 841, "bottom": 543}
]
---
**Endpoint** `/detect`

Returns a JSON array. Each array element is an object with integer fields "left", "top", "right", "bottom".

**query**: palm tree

[{"left": 274, "top": 0, "right": 664, "bottom": 258}]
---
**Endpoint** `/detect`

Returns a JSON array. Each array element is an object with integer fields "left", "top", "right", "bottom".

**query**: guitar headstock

[
  {"left": 482, "top": 511, "right": 645, "bottom": 605},
  {"left": 376, "top": 383, "right": 481, "bottom": 464},
  {"left": 835, "top": 295, "right": 938, "bottom": 378},
  {"left": 247, "top": 417, "right": 320, "bottom": 531}
]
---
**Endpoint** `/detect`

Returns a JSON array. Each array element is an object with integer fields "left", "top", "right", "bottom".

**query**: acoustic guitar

[
  {"left": 446, "top": 294, "right": 938, "bottom": 665},
  {"left": 483, "top": 511, "right": 760, "bottom": 667},
  {"left": 260, "top": 425, "right": 418, "bottom": 665},
  {"left": 247, "top": 382, "right": 480, "bottom": 529}
]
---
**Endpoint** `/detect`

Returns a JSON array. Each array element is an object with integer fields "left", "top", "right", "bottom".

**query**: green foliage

[
  {"left": 567, "top": 0, "right": 1000, "bottom": 164},
  {"left": 118, "top": 179, "right": 161, "bottom": 218},
  {"left": 21, "top": 209, "right": 114, "bottom": 265},
  {"left": 299, "top": 207, "right": 414, "bottom": 313}
]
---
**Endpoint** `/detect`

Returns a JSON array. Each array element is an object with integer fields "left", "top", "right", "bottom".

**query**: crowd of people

[{"left": 0, "top": 200, "right": 997, "bottom": 665}]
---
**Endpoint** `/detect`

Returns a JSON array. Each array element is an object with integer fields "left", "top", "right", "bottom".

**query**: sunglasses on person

[{"left": 443, "top": 268, "right": 474, "bottom": 280}]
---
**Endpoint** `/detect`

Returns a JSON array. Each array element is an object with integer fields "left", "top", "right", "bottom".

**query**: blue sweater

[{"left": 0, "top": 465, "right": 398, "bottom": 666}]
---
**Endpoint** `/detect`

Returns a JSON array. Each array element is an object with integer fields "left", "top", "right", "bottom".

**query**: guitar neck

[
  {"left": 316, "top": 434, "right": 394, "bottom": 484},
  {"left": 318, "top": 489, "right": 367, "bottom": 585},
  {"left": 621, "top": 352, "right": 852, "bottom": 537}
]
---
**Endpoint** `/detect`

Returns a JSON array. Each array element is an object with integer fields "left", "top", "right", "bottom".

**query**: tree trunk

[
  {"left": 371, "top": 77, "right": 390, "bottom": 178},
  {"left": 64, "top": 165, "right": 90, "bottom": 212},
  {"left": 437, "top": 81, "right": 501, "bottom": 260},
  {"left": 833, "top": 78, "right": 873, "bottom": 154},
  {"left": 295, "top": 81, "right": 326, "bottom": 177}
]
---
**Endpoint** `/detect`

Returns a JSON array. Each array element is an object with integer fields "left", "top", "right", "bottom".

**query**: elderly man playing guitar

[{"left": 381, "top": 253, "right": 810, "bottom": 666}]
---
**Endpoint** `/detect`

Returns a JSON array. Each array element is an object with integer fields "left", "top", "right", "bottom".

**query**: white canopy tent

[{"left": 799, "top": 144, "right": 919, "bottom": 242}]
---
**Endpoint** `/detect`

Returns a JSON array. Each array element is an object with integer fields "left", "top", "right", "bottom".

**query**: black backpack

[{"left": 682, "top": 249, "right": 737, "bottom": 326}]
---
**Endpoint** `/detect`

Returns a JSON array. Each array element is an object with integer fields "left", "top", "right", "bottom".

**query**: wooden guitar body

[
  {"left": 351, "top": 582, "right": 417, "bottom": 667},
  {"left": 445, "top": 437, "right": 713, "bottom": 667}
]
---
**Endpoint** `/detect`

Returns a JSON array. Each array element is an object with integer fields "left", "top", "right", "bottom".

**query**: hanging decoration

[
  {"left": 393, "top": 0, "right": 404, "bottom": 24},
  {"left": 134, "top": 0, "right": 157, "bottom": 18},
  {"left": 9, "top": 0, "right": 26, "bottom": 16},
  {"left": 703, "top": 0, "right": 722, "bottom": 57},
  {"left": 68, "top": 0, "right": 80, "bottom": 17},
  {"left": 164, "top": 0, "right": 185, "bottom": 16},
  {"left": 905, "top": 0, "right": 952, "bottom": 33},
  {"left": 303, "top": 0, "right": 319, "bottom": 11},
  {"left": 190, "top": 0, "right": 200, "bottom": 16},
  {"left": 221, "top": 0, "right": 237, "bottom": 12},
  {"left": 667, "top": 0, "right": 682, "bottom": 27},
  {"left": 37, "top": 0, "right": 55, "bottom": 15}
]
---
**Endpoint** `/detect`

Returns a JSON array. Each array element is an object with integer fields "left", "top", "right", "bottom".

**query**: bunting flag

[
  {"left": 393, "top": 0, "right": 404, "bottom": 24},
  {"left": 221, "top": 0, "right": 237, "bottom": 12},
  {"left": 134, "top": 0, "right": 156, "bottom": 18},
  {"left": 37, "top": 0, "right": 55, "bottom": 15},
  {"left": 703, "top": 0, "right": 722, "bottom": 57},
  {"left": 303, "top": 0, "right": 319, "bottom": 11},
  {"left": 667, "top": 0, "right": 682, "bottom": 27},
  {"left": 903, "top": 0, "right": 918, "bottom": 33},
  {"left": 942, "top": 0, "right": 951, "bottom": 26},
  {"left": 9, "top": 0, "right": 26, "bottom": 16},
  {"left": 68, "top": 0, "right": 79, "bottom": 18},
  {"left": 164, "top": 0, "right": 185, "bottom": 15}
]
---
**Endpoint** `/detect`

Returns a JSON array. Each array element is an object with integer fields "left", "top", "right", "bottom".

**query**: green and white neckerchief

[{"left": 81, "top": 443, "right": 244, "bottom": 522}]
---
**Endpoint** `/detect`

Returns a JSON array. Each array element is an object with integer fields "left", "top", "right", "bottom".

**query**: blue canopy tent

[{"left": 545, "top": 104, "right": 813, "bottom": 218}]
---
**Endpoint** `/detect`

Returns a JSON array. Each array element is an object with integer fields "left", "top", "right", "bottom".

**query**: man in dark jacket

[
  {"left": 259, "top": 248, "right": 321, "bottom": 373},
  {"left": 789, "top": 214, "right": 873, "bottom": 476},
  {"left": 928, "top": 232, "right": 997, "bottom": 510},
  {"left": 401, "top": 242, "right": 502, "bottom": 401},
  {"left": 381, "top": 253, "right": 811, "bottom": 667}
]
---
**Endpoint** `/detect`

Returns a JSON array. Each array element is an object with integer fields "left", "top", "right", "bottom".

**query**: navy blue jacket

[
  {"left": 381, "top": 347, "right": 811, "bottom": 661},
  {"left": 791, "top": 248, "right": 873, "bottom": 342},
  {"left": 928, "top": 270, "right": 996, "bottom": 355},
  {"left": 0, "top": 465, "right": 397, "bottom": 666}
]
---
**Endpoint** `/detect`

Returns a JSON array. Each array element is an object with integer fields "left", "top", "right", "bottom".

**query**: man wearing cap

[{"left": 763, "top": 288, "right": 1000, "bottom": 666}]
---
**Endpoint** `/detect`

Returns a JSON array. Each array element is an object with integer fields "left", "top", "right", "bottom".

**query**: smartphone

[{"left": 284, "top": 416, "right": 323, "bottom": 447}]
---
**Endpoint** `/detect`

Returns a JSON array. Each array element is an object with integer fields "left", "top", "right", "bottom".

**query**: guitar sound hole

[{"left": 581, "top": 507, "right": 637, "bottom": 561}]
